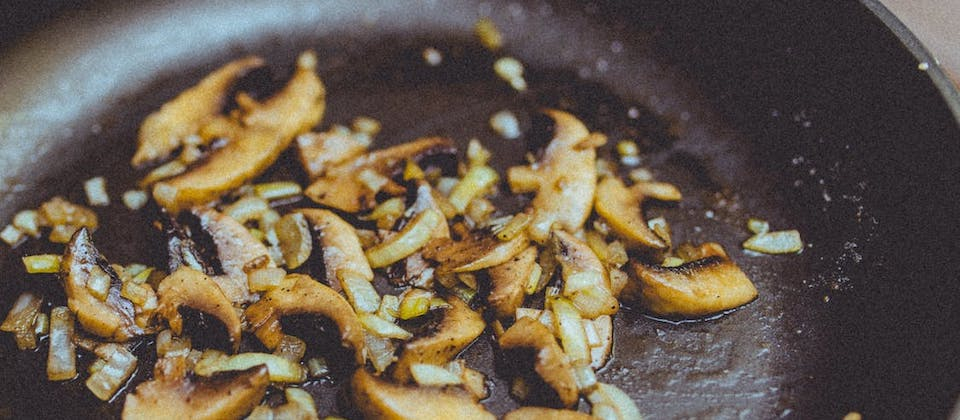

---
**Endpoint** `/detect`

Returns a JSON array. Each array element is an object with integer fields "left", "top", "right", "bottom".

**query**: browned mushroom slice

[
  {"left": 507, "top": 110, "right": 601, "bottom": 243},
  {"left": 304, "top": 137, "right": 456, "bottom": 213},
  {"left": 245, "top": 274, "right": 365, "bottom": 364},
  {"left": 392, "top": 296, "right": 485, "bottom": 383},
  {"left": 498, "top": 317, "right": 579, "bottom": 408},
  {"left": 60, "top": 228, "right": 142, "bottom": 341},
  {"left": 422, "top": 231, "right": 528, "bottom": 274},
  {"left": 122, "top": 356, "right": 269, "bottom": 420},
  {"left": 553, "top": 231, "right": 619, "bottom": 318},
  {"left": 297, "top": 126, "right": 370, "bottom": 179},
  {"left": 156, "top": 267, "right": 242, "bottom": 352},
  {"left": 193, "top": 207, "right": 273, "bottom": 304},
  {"left": 626, "top": 243, "right": 758, "bottom": 318},
  {"left": 351, "top": 369, "right": 495, "bottom": 420},
  {"left": 153, "top": 51, "right": 325, "bottom": 213},
  {"left": 297, "top": 208, "right": 374, "bottom": 291},
  {"left": 594, "top": 176, "right": 667, "bottom": 250},
  {"left": 503, "top": 407, "right": 596, "bottom": 420},
  {"left": 132, "top": 56, "right": 264, "bottom": 168},
  {"left": 487, "top": 245, "right": 538, "bottom": 319}
]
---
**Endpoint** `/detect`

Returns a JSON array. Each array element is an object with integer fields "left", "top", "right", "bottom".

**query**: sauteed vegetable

[{"left": 1, "top": 22, "right": 802, "bottom": 419}]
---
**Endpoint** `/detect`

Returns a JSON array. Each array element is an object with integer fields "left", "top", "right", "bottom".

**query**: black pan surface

[{"left": 0, "top": 1, "right": 957, "bottom": 419}]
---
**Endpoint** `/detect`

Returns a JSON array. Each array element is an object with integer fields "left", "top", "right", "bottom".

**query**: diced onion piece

[
  {"left": 307, "top": 357, "right": 330, "bottom": 377},
  {"left": 364, "top": 332, "right": 397, "bottom": 373},
  {"left": 587, "top": 383, "right": 642, "bottom": 420},
  {"left": 369, "top": 197, "right": 406, "bottom": 230},
  {"left": 22, "top": 254, "right": 61, "bottom": 273},
  {"left": 493, "top": 57, "right": 527, "bottom": 91},
  {"left": 1, "top": 292, "right": 42, "bottom": 350},
  {"left": 194, "top": 352, "right": 306, "bottom": 383},
  {"left": 573, "top": 364, "right": 598, "bottom": 392},
  {"left": 465, "top": 198, "right": 495, "bottom": 227},
  {"left": 84, "top": 176, "right": 110, "bottom": 206},
  {"left": 248, "top": 267, "right": 286, "bottom": 292},
  {"left": 130, "top": 267, "right": 154, "bottom": 285},
  {"left": 448, "top": 166, "right": 499, "bottom": 214},
  {"left": 139, "top": 160, "right": 186, "bottom": 187},
  {"left": 1, "top": 225, "right": 23, "bottom": 246},
  {"left": 628, "top": 167, "right": 654, "bottom": 183},
  {"left": 743, "top": 230, "right": 803, "bottom": 254},
  {"left": 224, "top": 195, "right": 271, "bottom": 225},
  {"left": 365, "top": 209, "right": 442, "bottom": 268},
  {"left": 47, "top": 307, "right": 77, "bottom": 381},
  {"left": 647, "top": 217, "right": 672, "bottom": 248},
  {"left": 357, "top": 168, "right": 390, "bottom": 194},
  {"left": 450, "top": 285, "right": 478, "bottom": 305},
  {"left": 352, "top": 116, "right": 382, "bottom": 137},
  {"left": 358, "top": 313, "right": 413, "bottom": 340},
  {"left": 410, "top": 363, "right": 463, "bottom": 387},
  {"left": 633, "top": 181, "right": 682, "bottom": 202},
  {"left": 466, "top": 139, "right": 492, "bottom": 167},
  {"left": 564, "top": 271, "right": 604, "bottom": 295},
  {"left": 341, "top": 270, "right": 381, "bottom": 314},
  {"left": 156, "top": 329, "right": 191, "bottom": 358},
  {"left": 524, "top": 263, "right": 544, "bottom": 295},
  {"left": 86, "top": 265, "right": 112, "bottom": 301},
  {"left": 86, "top": 345, "right": 137, "bottom": 401},
  {"left": 275, "top": 213, "right": 312, "bottom": 269},
  {"left": 273, "top": 335, "right": 308, "bottom": 363},
  {"left": 550, "top": 298, "right": 590, "bottom": 365},
  {"left": 662, "top": 256, "right": 684, "bottom": 267},
  {"left": 496, "top": 213, "right": 531, "bottom": 242},
  {"left": 34, "top": 313, "right": 49, "bottom": 335},
  {"left": 398, "top": 292, "right": 431, "bottom": 320},
  {"left": 13, "top": 210, "right": 41, "bottom": 237},
  {"left": 253, "top": 181, "right": 303, "bottom": 201},
  {"left": 490, "top": 110, "right": 521, "bottom": 139},
  {"left": 403, "top": 159, "right": 426, "bottom": 181},
  {"left": 747, "top": 218, "right": 770, "bottom": 235},
  {"left": 284, "top": 387, "right": 318, "bottom": 414},
  {"left": 475, "top": 18, "right": 503, "bottom": 51},
  {"left": 377, "top": 294, "right": 400, "bottom": 322},
  {"left": 121, "top": 281, "right": 152, "bottom": 306},
  {"left": 616, "top": 140, "right": 639, "bottom": 157}
]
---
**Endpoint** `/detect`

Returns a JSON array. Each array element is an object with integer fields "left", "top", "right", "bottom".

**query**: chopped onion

[
  {"left": 357, "top": 168, "right": 389, "bottom": 194},
  {"left": 398, "top": 291, "right": 431, "bottom": 320},
  {"left": 573, "top": 364, "right": 598, "bottom": 392},
  {"left": 410, "top": 363, "right": 462, "bottom": 387},
  {"left": 86, "top": 265, "right": 112, "bottom": 301},
  {"left": 253, "top": 181, "right": 303, "bottom": 201},
  {"left": 474, "top": 18, "right": 503, "bottom": 51},
  {"left": 341, "top": 270, "right": 381, "bottom": 314},
  {"left": 550, "top": 297, "right": 589, "bottom": 364},
  {"left": 587, "top": 383, "right": 642, "bottom": 420},
  {"left": 84, "top": 176, "right": 110, "bottom": 206},
  {"left": 377, "top": 294, "right": 400, "bottom": 322},
  {"left": 358, "top": 313, "right": 412, "bottom": 340},
  {"left": 275, "top": 212, "right": 312, "bottom": 269},
  {"left": 493, "top": 57, "right": 527, "bottom": 91},
  {"left": 156, "top": 329, "right": 191, "bottom": 358},
  {"left": 1, "top": 225, "right": 23, "bottom": 246},
  {"left": 661, "top": 256, "right": 684, "bottom": 267},
  {"left": 21, "top": 254, "right": 61, "bottom": 273},
  {"left": 616, "top": 140, "right": 639, "bottom": 157},
  {"left": 365, "top": 209, "right": 442, "bottom": 269},
  {"left": 448, "top": 165, "right": 499, "bottom": 214},
  {"left": 490, "top": 110, "right": 521, "bottom": 139},
  {"left": 194, "top": 352, "right": 306, "bottom": 383},
  {"left": 495, "top": 212, "right": 531, "bottom": 242},
  {"left": 86, "top": 344, "right": 137, "bottom": 401},
  {"left": 363, "top": 331, "right": 397, "bottom": 373},
  {"left": 1, "top": 292, "right": 42, "bottom": 350},
  {"left": 139, "top": 160, "right": 186, "bottom": 187},
  {"left": 307, "top": 357, "right": 330, "bottom": 377},
  {"left": 352, "top": 116, "right": 381, "bottom": 137},
  {"left": 12, "top": 210, "right": 41, "bottom": 237},
  {"left": 747, "top": 218, "right": 771, "bottom": 235},
  {"left": 273, "top": 335, "right": 307, "bottom": 363},
  {"left": 248, "top": 267, "right": 286, "bottom": 292},
  {"left": 224, "top": 195, "right": 271, "bottom": 225},
  {"left": 743, "top": 230, "right": 804, "bottom": 254},
  {"left": 47, "top": 307, "right": 77, "bottom": 381}
]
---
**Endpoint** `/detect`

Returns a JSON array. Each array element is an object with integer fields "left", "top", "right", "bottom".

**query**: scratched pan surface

[{"left": 0, "top": 1, "right": 958, "bottom": 419}]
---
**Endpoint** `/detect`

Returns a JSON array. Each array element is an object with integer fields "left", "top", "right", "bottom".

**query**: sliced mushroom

[
  {"left": 553, "top": 231, "right": 619, "bottom": 318},
  {"left": 297, "top": 125, "right": 370, "bottom": 179},
  {"left": 507, "top": 110, "right": 601, "bottom": 243},
  {"left": 132, "top": 56, "right": 264, "bottom": 168},
  {"left": 498, "top": 317, "right": 579, "bottom": 408},
  {"left": 626, "top": 243, "right": 758, "bottom": 318},
  {"left": 156, "top": 267, "right": 242, "bottom": 352},
  {"left": 244, "top": 274, "right": 365, "bottom": 364},
  {"left": 122, "top": 356, "right": 269, "bottom": 420},
  {"left": 487, "top": 245, "right": 538, "bottom": 319},
  {"left": 304, "top": 137, "right": 456, "bottom": 213},
  {"left": 351, "top": 369, "right": 495, "bottom": 420},
  {"left": 194, "top": 207, "right": 274, "bottom": 304},
  {"left": 422, "top": 231, "right": 528, "bottom": 274},
  {"left": 503, "top": 407, "right": 596, "bottom": 420},
  {"left": 392, "top": 296, "right": 485, "bottom": 383},
  {"left": 60, "top": 228, "right": 142, "bottom": 341},
  {"left": 153, "top": 51, "right": 325, "bottom": 213},
  {"left": 594, "top": 176, "right": 667, "bottom": 250},
  {"left": 297, "top": 208, "right": 374, "bottom": 291}
]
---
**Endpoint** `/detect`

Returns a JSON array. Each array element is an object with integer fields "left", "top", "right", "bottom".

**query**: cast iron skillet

[{"left": 0, "top": 1, "right": 958, "bottom": 419}]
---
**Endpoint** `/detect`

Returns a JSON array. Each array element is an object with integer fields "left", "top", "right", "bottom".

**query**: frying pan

[{"left": 1, "top": 1, "right": 958, "bottom": 419}]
